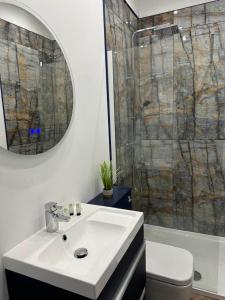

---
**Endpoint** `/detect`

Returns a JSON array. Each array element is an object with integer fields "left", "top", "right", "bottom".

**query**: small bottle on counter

[
  {"left": 63, "top": 205, "right": 69, "bottom": 217},
  {"left": 76, "top": 202, "right": 81, "bottom": 216},
  {"left": 69, "top": 203, "right": 74, "bottom": 216}
]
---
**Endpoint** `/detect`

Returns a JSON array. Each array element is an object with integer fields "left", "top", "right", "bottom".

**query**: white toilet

[{"left": 145, "top": 241, "right": 194, "bottom": 300}]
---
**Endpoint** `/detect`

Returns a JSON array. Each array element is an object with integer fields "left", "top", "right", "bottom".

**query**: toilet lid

[{"left": 146, "top": 241, "right": 193, "bottom": 286}]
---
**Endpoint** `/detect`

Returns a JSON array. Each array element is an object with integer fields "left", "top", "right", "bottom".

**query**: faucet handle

[
  {"left": 45, "top": 202, "right": 58, "bottom": 212},
  {"left": 56, "top": 204, "right": 63, "bottom": 210}
]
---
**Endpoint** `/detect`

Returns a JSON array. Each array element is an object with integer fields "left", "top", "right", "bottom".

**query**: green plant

[{"left": 100, "top": 161, "right": 113, "bottom": 190}]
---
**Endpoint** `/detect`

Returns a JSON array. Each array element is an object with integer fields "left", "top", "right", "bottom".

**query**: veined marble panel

[
  {"left": 133, "top": 139, "right": 225, "bottom": 236},
  {"left": 192, "top": 295, "right": 215, "bottom": 300},
  {"left": 139, "top": 0, "right": 225, "bottom": 29},
  {"left": 0, "top": 19, "right": 52, "bottom": 54},
  {"left": 105, "top": 0, "right": 138, "bottom": 184},
  {"left": 134, "top": 20, "right": 225, "bottom": 234},
  {"left": 107, "top": 0, "right": 225, "bottom": 237},
  {"left": 138, "top": 19, "right": 225, "bottom": 141},
  {"left": 138, "top": 34, "right": 175, "bottom": 140}
]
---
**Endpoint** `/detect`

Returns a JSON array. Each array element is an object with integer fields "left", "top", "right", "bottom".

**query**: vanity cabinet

[
  {"left": 89, "top": 186, "right": 132, "bottom": 210},
  {"left": 5, "top": 226, "right": 146, "bottom": 300}
]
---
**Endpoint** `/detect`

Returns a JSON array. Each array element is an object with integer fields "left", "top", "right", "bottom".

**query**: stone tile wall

[
  {"left": 104, "top": 0, "right": 138, "bottom": 186},
  {"left": 106, "top": 0, "right": 225, "bottom": 236},
  {"left": 133, "top": 0, "right": 225, "bottom": 236},
  {"left": 192, "top": 294, "right": 217, "bottom": 300}
]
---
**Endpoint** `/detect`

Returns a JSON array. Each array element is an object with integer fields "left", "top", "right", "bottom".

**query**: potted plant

[{"left": 100, "top": 161, "right": 114, "bottom": 198}]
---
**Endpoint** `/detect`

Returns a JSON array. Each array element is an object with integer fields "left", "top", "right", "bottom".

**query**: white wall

[
  {"left": 0, "top": 3, "right": 54, "bottom": 39},
  {"left": 0, "top": 0, "right": 109, "bottom": 299},
  {"left": 138, "top": 0, "right": 215, "bottom": 17}
]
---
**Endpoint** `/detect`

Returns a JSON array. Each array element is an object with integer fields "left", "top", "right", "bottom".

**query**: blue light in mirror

[{"left": 29, "top": 128, "right": 41, "bottom": 136}]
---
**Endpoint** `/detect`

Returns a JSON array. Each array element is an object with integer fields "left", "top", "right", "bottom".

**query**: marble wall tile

[
  {"left": 174, "top": 140, "right": 225, "bottom": 235},
  {"left": 0, "top": 19, "right": 52, "bottom": 54},
  {"left": 138, "top": 35, "right": 175, "bottom": 140},
  {"left": 105, "top": 0, "right": 137, "bottom": 51},
  {"left": 139, "top": 0, "right": 225, "bottom": 30},
  {"left": 173, "top": 32, "right": 195, "bottom": 139},
  {"left": 135, "top": 1, "right": 225, "bottom": 236},
  {"left": 206, "top": 1, "right": 225, "bottom": 24},
  {"left": 107, "top": 0, "right": 225, "bottom": 237},
  {"left": 116, "top": 144, "right": 133, "bottom": 186},
  {"left": 133, "top": 139, "right": 225, "bottom": 235},
  {"left": 133, "top": 33, "right": 225, "bottom": 234},
  {"left": 112, "top": 49, "right": 134, "bottom": 149},
  {"left": 191, "top": 294, "right": 216, "bottom": 300},
  {"left": 105, "top": 0, "right": 138, "bottom": 184},
  {"left": 174, "top": 7, "right": 193, "bottom": 28},
  {"left": 133, "top": 140, "right": 175, "bottom": 228},
  {"left": 192, "top": 5, "right": 206, "bottom": 27}
]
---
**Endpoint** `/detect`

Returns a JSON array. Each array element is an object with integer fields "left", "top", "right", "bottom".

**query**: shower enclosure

[
  {"left": 134, "top": 22, "right": 225, "bottom": 235},
  {"left": 105, "top": 0, "right": 225, "bottom": 298}
]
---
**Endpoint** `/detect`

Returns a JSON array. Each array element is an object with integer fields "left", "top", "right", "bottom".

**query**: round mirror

[{"left": 0, "top": 3, "right": 73, "bottom": 155}]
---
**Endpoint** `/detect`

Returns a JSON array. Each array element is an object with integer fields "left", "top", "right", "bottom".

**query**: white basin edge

[{"left": 3, "top": 204, "right": 143, "bottom": 299}]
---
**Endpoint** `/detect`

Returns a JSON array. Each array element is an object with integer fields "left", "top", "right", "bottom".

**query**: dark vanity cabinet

[
  {"left": 88, "top": 186, "right": 132, "bottom": 210},
  {"left": 5, "top": 227, "right": 145, "bottom": 300}
]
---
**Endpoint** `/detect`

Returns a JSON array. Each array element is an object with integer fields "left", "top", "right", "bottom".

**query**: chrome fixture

[
  {"left": 132, "top": 23, "right": 179, "bottom": 47},
  {"left": 131, "top": 23, "right": 180, "bottom": 72},
  {"left": 45, "top": 202, "right": 70, "bottom": 233},
  {"left": 74, "top": 248, "right": 88, "bottom": 259}
]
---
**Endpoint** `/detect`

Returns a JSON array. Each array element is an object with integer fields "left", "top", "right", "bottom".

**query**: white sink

[
  {"left": 3, "top": 204, "right": 143, "bottom": 299},
  {"left": 38, "top": 210, "right": 130, "bottom": 275}
]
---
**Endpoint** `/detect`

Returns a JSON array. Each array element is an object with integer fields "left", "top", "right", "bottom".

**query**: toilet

[{"left": 145, "top": 241, "right": 194, "bottom": 300}]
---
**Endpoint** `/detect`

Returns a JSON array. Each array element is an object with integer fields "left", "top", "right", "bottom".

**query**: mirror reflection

[{"left": 0, "top": 4, "right": 73, "bottom": 155}]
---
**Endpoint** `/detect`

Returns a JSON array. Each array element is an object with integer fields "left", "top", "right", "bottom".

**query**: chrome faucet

[{"left": 45, "top": 202, "right": 70, "bottom": 233}]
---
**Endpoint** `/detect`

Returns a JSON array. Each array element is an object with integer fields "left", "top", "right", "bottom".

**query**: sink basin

[
  {"left": 3, "top": 204, "right": 143, "bottom": 299},
  {"left": 87, "top": 209, "right": 135, "bottom": 227},
  {"left": 39, "top": 217, "right": 126, "bottom": 275}
]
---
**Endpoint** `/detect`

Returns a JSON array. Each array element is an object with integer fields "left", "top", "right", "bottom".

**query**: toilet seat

[{"left": 146, "top": 241, "right": 193, "bottom": 286}]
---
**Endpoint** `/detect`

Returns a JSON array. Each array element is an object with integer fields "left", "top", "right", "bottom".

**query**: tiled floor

[{"left": 192, "top": 294, "right": 217, "bottom": 300}]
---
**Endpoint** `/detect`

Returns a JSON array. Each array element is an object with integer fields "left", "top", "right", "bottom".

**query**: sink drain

[
  {"left": 74, "top": 248, "right": 88, "bottom": 259},
  {"left": 194, "top": 271, "right": 202, "bottom": 281}
]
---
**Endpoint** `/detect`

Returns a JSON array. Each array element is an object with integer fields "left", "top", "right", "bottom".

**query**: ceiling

[{"left": 126, "top": 0, "right": 215, "bottom": 18}]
